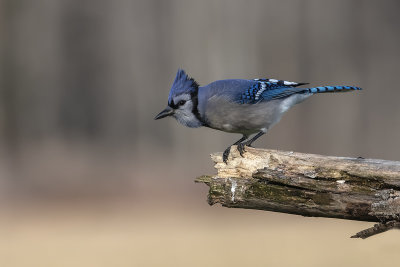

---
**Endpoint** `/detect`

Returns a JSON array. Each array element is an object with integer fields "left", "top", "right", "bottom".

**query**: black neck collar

[{"left": 190, "top": 86, "right": 207, "bottom": 127}]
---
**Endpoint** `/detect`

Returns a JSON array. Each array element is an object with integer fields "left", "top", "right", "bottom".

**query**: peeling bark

[{"left": 195, "top": 147, "right": 400, "bottom": 238}]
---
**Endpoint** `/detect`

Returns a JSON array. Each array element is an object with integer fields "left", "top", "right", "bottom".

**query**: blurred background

[{"left": 1, "top": 0, "right": 400, "bottom": 266}]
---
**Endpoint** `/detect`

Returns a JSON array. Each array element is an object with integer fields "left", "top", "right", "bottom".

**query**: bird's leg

[
  {"left": 223, "top": 135, "right": 248, "bottom": 163},
  {"left": 237, "top": 131, "right": 266, "bottom": 157}
]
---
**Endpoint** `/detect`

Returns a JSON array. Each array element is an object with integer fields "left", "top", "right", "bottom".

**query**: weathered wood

[
  {"left": 350, "top": 221, "right": 400, "bottom": 239},
  {"left": 195, "top": 146, "right": 400, "bottom": 238}
]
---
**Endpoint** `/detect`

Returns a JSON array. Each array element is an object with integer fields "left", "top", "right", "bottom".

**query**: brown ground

[{"left": 1, "top": 201, "right": 399, "bottom": 267}]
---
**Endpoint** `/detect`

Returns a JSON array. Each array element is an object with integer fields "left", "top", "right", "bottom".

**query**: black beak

[{"left": 154, "top": 106, "right": 174, "bottom": 120}]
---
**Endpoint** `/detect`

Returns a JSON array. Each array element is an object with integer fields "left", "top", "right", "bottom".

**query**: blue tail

[{"left": 306, "top": 85, "right": 362, "bottom": 94}]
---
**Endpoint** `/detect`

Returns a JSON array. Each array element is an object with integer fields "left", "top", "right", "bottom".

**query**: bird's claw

[
  {"left": 237, "top": 142, "right": 246, "bottom": 157},
  {"left": 223, "top": 146, "right": 231, "bottom": 163}
]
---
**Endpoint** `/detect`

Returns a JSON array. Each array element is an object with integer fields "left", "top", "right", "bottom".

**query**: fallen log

[{"left": 195, "top": 147, "right": 400, "bottom": 239}]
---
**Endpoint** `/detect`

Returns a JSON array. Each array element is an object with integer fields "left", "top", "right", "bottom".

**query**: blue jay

[{"left": 155, "top": 69, "right": 362, "bottom": 163}]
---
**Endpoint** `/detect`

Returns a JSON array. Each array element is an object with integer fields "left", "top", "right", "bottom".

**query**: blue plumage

[
  {"left": 238, "top": 80, "right": 302, "bottom": 104},
  {"left": 168, "top": 69, "right": 199, "bottom": 105},
  {"left": 155, "top": 69, "right": 362, "bottom": 163},
  {"left": 238, "top": 80, "right": 361, "bottom": 104},
  {"left": 307, "top": 85, "right": 362, "bottom": 94}
]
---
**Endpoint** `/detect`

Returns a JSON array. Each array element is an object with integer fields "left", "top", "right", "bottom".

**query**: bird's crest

[{"left": 168, "top": 69, "right": 199, "bottom": 104}]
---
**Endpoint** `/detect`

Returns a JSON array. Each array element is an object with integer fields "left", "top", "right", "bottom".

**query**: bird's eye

[{"left": 178, "top": 100, "right": 186, "bottom": 106}]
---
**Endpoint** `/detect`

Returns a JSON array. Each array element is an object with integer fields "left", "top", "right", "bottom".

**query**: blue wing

[{"left": 238, "top": 79, "right": 309, "bottom": 104}]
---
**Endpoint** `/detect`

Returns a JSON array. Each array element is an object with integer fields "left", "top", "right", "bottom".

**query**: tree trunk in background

[{"left": 0, "top": 0, "right": 400, "bottom": 156}]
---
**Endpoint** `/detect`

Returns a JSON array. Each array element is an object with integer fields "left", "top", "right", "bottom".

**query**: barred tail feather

[{"left": 307, "top": 86, "right": 362, "bottom": 94}]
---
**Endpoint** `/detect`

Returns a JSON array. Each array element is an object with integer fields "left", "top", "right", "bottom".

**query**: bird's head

[{"left": 154, "top": 69, "right": 203, "bottom": 128}]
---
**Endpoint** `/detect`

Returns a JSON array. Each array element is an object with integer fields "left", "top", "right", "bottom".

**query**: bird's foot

[
  {"left": 237, "top": 141, "right": 253, "bottom": 157},
  {"left": 222, "top": 146, "right": 231, "bottom": 163},
  {"left": 237, "top": 142, "right": 247, "bottom": 157}
]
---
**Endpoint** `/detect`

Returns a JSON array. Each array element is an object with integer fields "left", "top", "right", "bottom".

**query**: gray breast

[{"left": 202, "top": 94, "right": 311, "bottom": 135}]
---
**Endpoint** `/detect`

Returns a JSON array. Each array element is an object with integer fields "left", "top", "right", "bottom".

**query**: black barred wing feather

[{"left": 238, "top": 79, "right": 308, "bottom": 104}]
